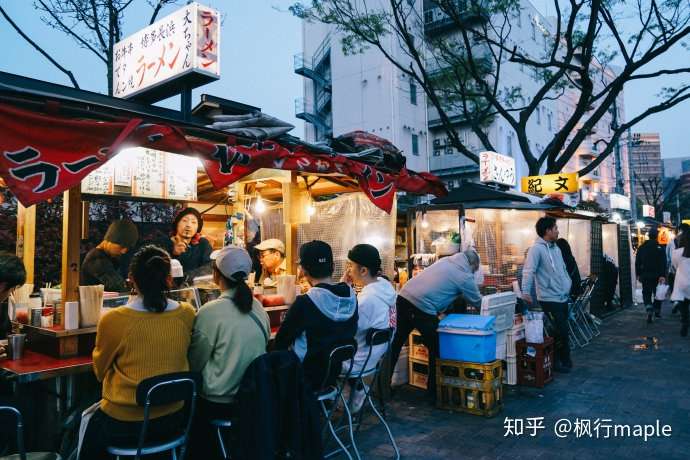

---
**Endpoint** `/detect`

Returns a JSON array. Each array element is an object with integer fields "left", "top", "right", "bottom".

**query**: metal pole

[{"left": 627, "top": 128, "right": 637, "bottom": 221}]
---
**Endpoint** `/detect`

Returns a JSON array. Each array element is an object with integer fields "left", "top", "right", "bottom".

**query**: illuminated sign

[
  {"left": 642, "top": 205, "right": 655, "bottom": 218},
  {"left": 113, "top": 2, "right": 220, "bottom": 99},
  {"left": 479, "top": 151, "right": 516, "bottom": 186},
  {"left": 521, "top": 172, "right": 578, "bottom": 195},
  {"left": 609, "top": 193, "right": 631, "bottom": 211}
]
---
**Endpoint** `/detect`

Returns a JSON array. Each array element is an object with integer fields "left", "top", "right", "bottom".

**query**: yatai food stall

[{"left": 0, "top": 71, "right": 445, "bottom": 366}]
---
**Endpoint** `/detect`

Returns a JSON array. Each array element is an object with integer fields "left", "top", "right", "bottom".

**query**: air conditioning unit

[{"left": 433, "top": 139, "right": 441, "bottom": 147}]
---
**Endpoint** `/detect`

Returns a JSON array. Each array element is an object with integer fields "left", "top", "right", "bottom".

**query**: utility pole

[
  {"left": 611, "top": 99, "right": 624, "bottom": 194},
  {"left": 627, "top": 128, "right": 638, "bottom": 221}
]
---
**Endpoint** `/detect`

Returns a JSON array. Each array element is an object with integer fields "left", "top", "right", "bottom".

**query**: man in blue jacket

[{"left": 522, "top": 217, "right": 573, "bottom": 373}]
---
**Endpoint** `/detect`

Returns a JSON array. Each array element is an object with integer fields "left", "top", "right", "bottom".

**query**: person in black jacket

[
  {"left": 274, "top": 240, "right": 358, "bottom": 390},
  {"left": 157, "top": 207, "right": 213, "bottom": 282},
  {"left": 81, "top": 220, "right": 138, "bottom": 292},
  {"left": 556, "top": 238, "right": 583, "bottom": 298},
  {"left": 636, "top": 227, "right": 667, "bottom": 323}
]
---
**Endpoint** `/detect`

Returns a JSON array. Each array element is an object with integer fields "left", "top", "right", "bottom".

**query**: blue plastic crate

[{"left": 438, "top": 314, "right": 497, "bottom": 363}]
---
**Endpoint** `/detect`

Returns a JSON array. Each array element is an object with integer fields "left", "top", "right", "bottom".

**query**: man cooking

[
  {"left": 254, "top": 238, "right": 287, "bottom": 287},
  {"left": 158, "top": 207, "right": 213, "bottom": 281},
  {"left": 81, "top": 220, "right": 138, "bottom": 292}
]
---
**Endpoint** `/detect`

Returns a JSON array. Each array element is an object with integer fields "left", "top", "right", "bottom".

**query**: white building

[
  {"left": 296, "top": 0, "right": 631, "bottom": 209},
  {"left": 295, "top": 10, "right": 429, "bottom": 173}
]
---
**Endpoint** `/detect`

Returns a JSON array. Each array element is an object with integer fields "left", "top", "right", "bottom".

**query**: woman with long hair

[
  {"left": 80, "top": 245, "right": 196, "bottom": 459},
  {"left": 187, "top": 246, "right": 270, "bottom": 458}
]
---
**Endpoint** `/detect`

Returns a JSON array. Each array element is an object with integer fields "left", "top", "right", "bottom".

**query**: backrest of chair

[
  {"left": 0, "top": 406, "right": 25, "bottom": 460},
  {"left": 366, "top": 328, "right": 393, "bottom": 347},
  {"left": 136, "top": 371, "right": 200, "bottom": 407},
  {"left": 319, "top": 342, "right": 356, "bottom": 390}
]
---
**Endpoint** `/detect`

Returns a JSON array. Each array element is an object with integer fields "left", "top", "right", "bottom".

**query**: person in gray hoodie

[
  {"left": 274, "top": 240, "right": 358, "bottom": 390},
  {"left": 390, "top": 248, "right": 482, "bottom": 398},
  {"left": 522, "top": 217, "right": 573, "bottom": 372}
]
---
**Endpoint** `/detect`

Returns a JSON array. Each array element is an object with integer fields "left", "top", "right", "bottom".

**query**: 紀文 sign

[
  {"left": 479, "top": 151, "right": 516, "bottom": 187},
  {"left": 521, "top": 172, "right": 578, "bottom": 195},
  {"left": 113, "top": 2, "right": 220, "bottom": 101}
]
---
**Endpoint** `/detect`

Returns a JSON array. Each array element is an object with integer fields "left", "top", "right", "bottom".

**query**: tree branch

[{"left": 0, "top": 5, "right": 80, "bottom": 88}]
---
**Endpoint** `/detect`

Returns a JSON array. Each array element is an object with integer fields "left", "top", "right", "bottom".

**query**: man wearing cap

[
  {"left": 188, "top": 245, "right": 269, "bottom": 458},
  {"left": 274, "top": 240, "right": 358, "bottom": 389},
  {"left": 159, "top": 207, "right": 213, "bottom": 279},
  {"left": 81, "top": 220, "right": 138, "bottom": 292},
  {"left": 255, "top": 238, "right": 287, "bottom": 287}
]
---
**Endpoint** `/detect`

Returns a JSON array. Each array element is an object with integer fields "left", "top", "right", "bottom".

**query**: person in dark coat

[
  {"left": 158, "top": 207, "right": 213, "bottom": 282},
  {"left": 80, "top": 220, "right": 138, "bottom": 292},
  {"left": 556, "top": 238, "right": 583, "bottom": 298},
  {"left": 635, "top": 227, "right": 667, "bottom": 323},
  {"left": 234, "top": 350, "right": 323, "bottom": 460}
]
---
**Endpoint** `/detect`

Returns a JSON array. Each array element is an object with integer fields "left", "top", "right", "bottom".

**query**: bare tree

[
  {"left": 291, "top": 0, "right": 690, "bottom": 176},
  {"left": 635, "top": 172, "right": 666, "bottom": 217},
  {"left": 1, "top": 1, "right": 180, "bottom": 95}
]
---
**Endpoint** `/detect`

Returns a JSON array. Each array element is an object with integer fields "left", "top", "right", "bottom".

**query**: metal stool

[
  {"left": 318, "top": 343, "right": 359, "bottom": 460},
  {"left": 210, "top": 419, "right": 232, "bottom": 459},
  {"left": 106, "top": 371, "right": 199, "bottom": 460},
  {"left": 0, "top": 406, "right": 61, "bottom": 460}
]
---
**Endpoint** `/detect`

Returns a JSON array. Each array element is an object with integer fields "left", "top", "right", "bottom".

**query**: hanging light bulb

[
  {"left": 255, "top": 196, "right": 266, "bottom": 214},
  {"left": 421, "top": 213, "right": 429, "bottom": 229}
]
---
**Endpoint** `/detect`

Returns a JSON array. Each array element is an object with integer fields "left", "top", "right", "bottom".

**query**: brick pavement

[{"left": 352, "top": 302, "right": 690, "bottom": 459}]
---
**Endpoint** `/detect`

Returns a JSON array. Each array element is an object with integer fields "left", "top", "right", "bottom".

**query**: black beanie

[
  {"left": 173, "top": 207, "right": 203, "bottom": 234},
  {"left": 348, "top": 244, "right": 382, "bottom": 275}
]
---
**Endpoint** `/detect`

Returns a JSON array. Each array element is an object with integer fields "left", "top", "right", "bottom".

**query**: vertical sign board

[
  {"left": 642, "top": 204, "right": 655, "bottom": 219},
  {"left": 112, "top": 2, "right": 220, "bottom": 99},
  {"left": 479, "top": 151, "right": 516, "bottom": 187}
]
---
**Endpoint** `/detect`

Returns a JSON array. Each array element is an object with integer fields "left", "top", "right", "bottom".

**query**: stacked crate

[
  {"left": 435, "top": 359, "right": 503, "bottom": 417},
  {"left": 408, "top": 329, "right": 429, "bottom": 389},
  {"left": 503, "top": 314, "right": 525, "bottom": 386},
  {"left": 480, "top": 292, "right": 517, "bottom": 360},
  {"left": 515, "top": 337, "right": 555, "bottom": 388}
]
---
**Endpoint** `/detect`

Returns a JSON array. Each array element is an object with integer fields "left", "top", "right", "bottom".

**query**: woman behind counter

[
  {"left": 158, "top": 207, "right": 213, "bottom": 282},
  {"left": 80, "top": 245, "right": 196, "bottom": 459}
]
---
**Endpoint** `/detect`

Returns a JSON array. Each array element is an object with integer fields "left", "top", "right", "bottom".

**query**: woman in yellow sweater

[{"left": 80, "top": 245, "right": 196, "bottom": 459}]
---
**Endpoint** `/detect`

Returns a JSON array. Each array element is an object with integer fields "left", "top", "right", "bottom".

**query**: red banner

[{"left": 0, "top": 103, "right": 445, "bottom": 211}]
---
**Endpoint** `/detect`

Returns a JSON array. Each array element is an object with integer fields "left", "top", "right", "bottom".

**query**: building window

[
  {"left": 412, "top": 134, "right": 419, "bottom": 156},
  {"left": 445, "top": 146, "right": 454, "bottom": 155},
  {"left": 516, "top": 11, "right": 522, "bottom": 27},
  {"left": 433, "top": 149, "right": 441, "bottom": 157},
  {"left": 536, "top": 106, "right": 541, "bottom": 125},
  {"left": 506, "top": 132, "right": 514, "bottom": 157},
  {"left": 547, "top": 111, "right": 553, "bottom": 131},
  {"left": 410, "top": 80, "right": 417, "bottom": 105},
  {"left": 531, "top": 22, "right": 536, "bottom": 40}
]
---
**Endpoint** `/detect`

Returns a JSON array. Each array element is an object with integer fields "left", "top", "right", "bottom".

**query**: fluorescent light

[{"left": 255, "top": 197, "right": 266, "bottom": 214}]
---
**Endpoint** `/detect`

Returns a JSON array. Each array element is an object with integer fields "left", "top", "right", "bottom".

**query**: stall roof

[
  {"left": 0, "top": 72, "right": 446, "bottom": 212},
  {"left": 462, "top": 200, "right": 569, "bottom": 210},
  {"left": 430, "top": 182, "right": 533, "bottom": 205}
]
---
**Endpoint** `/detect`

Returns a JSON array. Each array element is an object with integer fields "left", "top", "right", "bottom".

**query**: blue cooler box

[{"left": 438, "top": 314, "right": 497, "bottom": 363}]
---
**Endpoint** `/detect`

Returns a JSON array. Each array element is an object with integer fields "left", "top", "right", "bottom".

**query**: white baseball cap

[
  {"left": 210, "top": 246, "right": 253, "bottom": 281},
  {"left": 254, "top": 238, "right": 286, "bottom": 255}
]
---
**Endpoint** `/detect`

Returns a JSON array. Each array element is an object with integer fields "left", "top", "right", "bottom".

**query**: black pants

[
  {"left": 187, "top": 398, "right": 236, "bottom": 460},
  {"left": 541, "top": 301, "right": 571, "bottom": 365},
  {"left": 641, "top": 278, "right": 661, "bottom": 313},
  {"left": 679, "top": 299, "right": 689, "bottom": 327},
  {"left": 390, "top": 296, "right": 439, "bottom": 398},
  {"left": 79, "top": 408, "right": 183, "bottom": 459}
]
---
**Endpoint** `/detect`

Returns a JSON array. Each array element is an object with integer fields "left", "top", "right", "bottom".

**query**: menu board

[{"left": 82, "top": 148, "right": 197, "bottom": 201}]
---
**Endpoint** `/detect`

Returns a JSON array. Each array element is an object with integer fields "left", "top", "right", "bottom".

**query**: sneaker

[{"left": 349, "top": 382, "right": 369, "bottom": 413}]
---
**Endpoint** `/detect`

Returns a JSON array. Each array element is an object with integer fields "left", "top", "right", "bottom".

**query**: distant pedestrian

[
  {"left": 667, "top": 223, "right": 689, "bottom": 314},
  {"left": 670, "top": 231, "right": 690, "bottom": 337},
  {"left": 389, "top": 248, "right": 482, "bottom": 399},
  {"left": 522, "top": 217, "right": 573, "bottom": 373},
  {"left": 635, "top": 227, "right": 667, "bottom": 323}
]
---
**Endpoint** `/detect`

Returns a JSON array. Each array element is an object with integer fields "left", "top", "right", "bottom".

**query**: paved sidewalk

[{"left": 354, "top": 303, "right": 690, "bottom": 459}]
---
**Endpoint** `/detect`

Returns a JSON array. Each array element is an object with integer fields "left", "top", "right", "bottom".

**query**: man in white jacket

[
  {"left": 670, "top": 231, "right": 690, "bottom": 337},
  {"left": 342, "top": 244, "right": 396, "bottom": 412}
]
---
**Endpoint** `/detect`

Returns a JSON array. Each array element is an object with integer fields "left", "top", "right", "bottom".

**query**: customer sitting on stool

[{"left": 389, "top": 248, "right": 482, "bottom": 400}]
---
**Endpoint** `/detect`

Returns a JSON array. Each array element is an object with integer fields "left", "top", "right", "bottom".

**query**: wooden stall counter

[
  {"left": 17, "top": 323, "right": 97, "bottom": 359},
  {"left": 0, "top": 350, "right": 93, "bottom": 384}
]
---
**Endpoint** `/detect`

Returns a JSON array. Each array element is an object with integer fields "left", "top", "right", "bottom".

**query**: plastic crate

[
  {"left": 436, "top": 359, "right": 502, "bottom": 384},
  {"left": 408, "top": 330, "right": 429, "bottom": 362},
  {"left": 436, "top": 360, "right": 503, "bottom": 417},
  {"left": 481, "top": 292, "right": 517, "bottom": 332},
  {"left": 506, "top": 324, "right": 525, "bottom": 357},
  {"left": 409, "top": 359, "right": 429, "bottom": 390},
  {"left": 502, "top": 356, "right": 517, "bottom": 386},
  {"left": 513, "top": 313, "right": 524, "bottom": 327},
  {"left": 516, "top": 337, "right": 554, "bottom": 388},
  {"left": 495, "top": 329, "right": 507, "bottom": 361}
]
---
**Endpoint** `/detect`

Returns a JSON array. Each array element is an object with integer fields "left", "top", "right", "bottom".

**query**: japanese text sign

[
  {"left": 642, "top": 204, "right": 655, "bottom": 218},
  {"left": 479, "top": 151, "right": 516, "bottom": 186},
  {"left": 520, "top": 172, "right": 578, "bottom": 195},
  {"left": 113, "top": 2, "right": 220, "bottom": 99}
]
